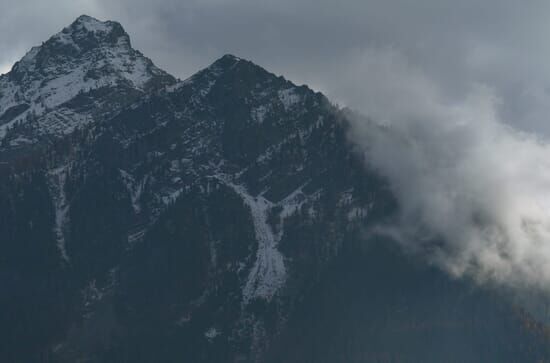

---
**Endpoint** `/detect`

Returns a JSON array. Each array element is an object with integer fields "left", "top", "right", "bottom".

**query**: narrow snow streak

[
  {"left": 48, "top": 165, "right": 70, "bottom": 262},
  {"left": 119, "top": 170, "right": 147, "bottom": 213},
  {"left": 219, "top": 176, "right": 286, "bottom": 303}
]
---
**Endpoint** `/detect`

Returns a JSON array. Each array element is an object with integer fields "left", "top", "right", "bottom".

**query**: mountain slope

[
  {"left": 1, "top": 15, "right": 550, "bottom": 363},
  {"left": 44, "top": 53, "right": 389, "bottom": 362}
]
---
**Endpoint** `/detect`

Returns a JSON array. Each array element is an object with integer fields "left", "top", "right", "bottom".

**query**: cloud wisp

[{"left": 347, "top": 48, "right": 550, "bottom": 291}]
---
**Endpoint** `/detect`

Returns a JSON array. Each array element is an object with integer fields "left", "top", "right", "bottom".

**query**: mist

[{"left": 346, "top": 48, "right": 550, "bottom": 291}]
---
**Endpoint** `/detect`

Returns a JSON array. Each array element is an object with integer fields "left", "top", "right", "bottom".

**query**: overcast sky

[{"left": 2, "top": 0, "right": 550, "bottom": 135}]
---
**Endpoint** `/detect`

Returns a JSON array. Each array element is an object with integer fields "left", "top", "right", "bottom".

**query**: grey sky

[{"left": 2, "top": 0, "right": 550, "bottom": 135}]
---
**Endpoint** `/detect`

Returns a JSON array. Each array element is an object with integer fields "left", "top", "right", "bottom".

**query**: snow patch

[
  {"left": 162, "top": 188, "right": 183, "bottom": 205},
  {"left": 127, "top": 227, "right": 147, "bottom": 244},
  {"left": 251, "top": 105, "right": 269, "bottom": 124},
  {"left": 278, "top": 88, "right": 301, "bottom": 110},
  {"left": 74, "top": 15, "right": 113, "bottom": 35},
  {"left": 347, "top": 207, "right": 368, "bottom": 221},
  {"left": 279, "top": 184, "right": 308, "bottom": 220},
  {"left": 8, "top": 136, "right": 33, "bottom": 147},
  {"left": 120, "top": 170, "right": 147, "bottom": 213},
  {"left": 48, "top": 164, "right": 71, "bottom": 262},
  {"left": 204, "top": 327, "right": 221, "bottom": 340},
  {"left": 218, "top": 176, "right": 286, "bottom": 304}
]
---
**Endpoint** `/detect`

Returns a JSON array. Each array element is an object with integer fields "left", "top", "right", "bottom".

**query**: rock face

[{"left": 2, "top": 15, "right": 550, "bottom": 363}]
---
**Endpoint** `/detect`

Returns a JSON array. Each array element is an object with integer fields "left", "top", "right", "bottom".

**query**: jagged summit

[
  {"left": 55, "top": 14, "right": 130, "bottom": 48},
  {"left": 71, "top": 14, "right": 118, "bottom": 29},
  {"left": 201, "top": 53, "right": 318, "bottom": 99},
  {"left": 0, "top": 15, "right": 174, "bottom": 148},
  {"left": 207, "top": 53, "right": 273, "bottom": 77},
  {"left": 176, "top": 52, "right": 312, "bottom": 100},
  {"left": 213, "top": 53, "right": 243, "bottom": 65},
  {"left": 10, "top": 15, "right": 129, "bottom": 78},
  {"left": 179, "top": 53, "right": 254, "bottom": 83},
  {"left": 67, "top": 14, "right": 124, "bottom": 35}
]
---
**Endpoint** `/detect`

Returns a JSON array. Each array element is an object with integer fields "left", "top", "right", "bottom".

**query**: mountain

[
  {"left": 2, "top": 15, "right": 550, "bottom": 363},
  {"left": 0, "top": 15, "right": 173, "bottom": 156}
]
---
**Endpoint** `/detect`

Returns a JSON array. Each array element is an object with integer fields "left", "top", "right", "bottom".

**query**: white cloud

[
  {"left": 346, "top": 48, "right": 550, "bottom": 291},
  {"left": 0, "top": 62, "right": 11, "bottom": 75}
]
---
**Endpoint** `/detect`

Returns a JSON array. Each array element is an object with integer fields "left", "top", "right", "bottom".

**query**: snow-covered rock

[{"left": 0, "top": 15, "right": 173, "bottom": 146}]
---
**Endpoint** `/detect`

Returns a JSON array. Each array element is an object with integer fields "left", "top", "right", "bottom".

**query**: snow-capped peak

[
  {"left": 9, "top": 15, "right": 136, "bottom": 82},
  {"left": 72, "top": 14, "right": 117, "bottom": 34},
  {"left": 0, "top": 15, "right": 174, "bottom": 146}
]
